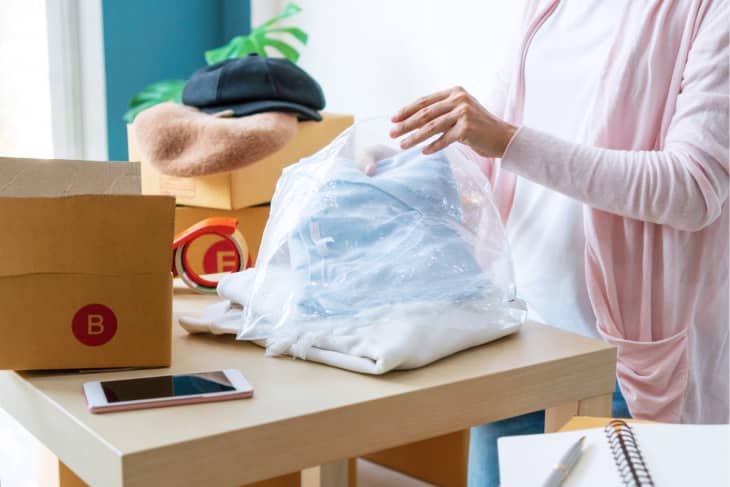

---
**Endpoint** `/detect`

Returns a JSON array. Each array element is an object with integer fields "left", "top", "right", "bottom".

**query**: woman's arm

[
  {"left": 501, "top": 7, "right": 728, "bottom": 232},
  {"left": 391, "top": 3, "right": 728, "bottom": 232}
]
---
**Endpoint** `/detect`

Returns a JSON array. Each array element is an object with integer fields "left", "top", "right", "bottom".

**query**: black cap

[{"left": 182, "top": 55, "right": 325, "bottom": 121}]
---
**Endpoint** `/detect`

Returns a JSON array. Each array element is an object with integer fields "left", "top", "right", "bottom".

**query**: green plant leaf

[
  {"left": 205, "top": 36, "right": 243, "bottom": 64},
  {"left": 266, "top": 26, "right": 308, "bottom": 45},
  {"left": 205, "top": 34, "right": 260, "bottom": 65},
  {"left": 236, "top": 37, "right": 257, "bottom": 56},
  {"left": 124, "top": 79, "right": 185, "bottom": 122},
  {"left": 128, "top": 79, "right": 185, "bottom": 105},
  {"left": 205, "top": 34, "right": 258, "bottom": 65},
  {"left": 232, "top": 37, "right": 254, "bottom": 59},
  {"left": 261, "top": 37, "right": 300, "bottom": 63},
  {"left": 123, "top": 100, "right": 159, "bottom": 123},
  {"left": 248, "top": 33, "right": 267, "bottom": 56},
  {"left": 204, "top": 2, "right": 306, "bottom": 65},
  {"left": 255, "top": 2, "right": 303, "bottom": 31},
  {"left": 281, "top": 2, "right": 303, "bottom": 16}
]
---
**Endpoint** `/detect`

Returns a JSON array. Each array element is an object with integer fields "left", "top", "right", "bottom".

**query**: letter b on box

[{"left": 72, "top": 304, "right": 117, "bottom": 346}]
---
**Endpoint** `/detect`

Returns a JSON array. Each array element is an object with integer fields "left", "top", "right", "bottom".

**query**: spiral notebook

[{"left": 498, "top": 420, "right": 729, "bottom": 486}]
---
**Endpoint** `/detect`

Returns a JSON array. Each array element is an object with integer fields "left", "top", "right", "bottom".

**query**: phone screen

[{"left": 100, "top": 371, "right": 235, "bottom": 403}]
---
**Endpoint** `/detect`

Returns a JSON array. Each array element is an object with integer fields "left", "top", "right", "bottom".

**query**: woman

[{"left": 390, "top": 1, "right": 728, "bottom": 485}]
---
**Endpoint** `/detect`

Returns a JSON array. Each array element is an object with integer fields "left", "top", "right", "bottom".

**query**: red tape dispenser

[{"left": 172, "top": 217, "right": 249, "bottom": 293}]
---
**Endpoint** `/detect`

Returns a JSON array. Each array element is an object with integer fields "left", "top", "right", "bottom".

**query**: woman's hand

[
  {"left": 356, "top": 144, "right": 398, "bottom": 176},
  {"left": 390, "top": 86, "right": 518, "bottom": 157}
]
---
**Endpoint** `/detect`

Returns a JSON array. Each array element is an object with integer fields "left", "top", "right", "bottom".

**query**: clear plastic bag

[{"left": 239, "top": 118, "right": 526, "bottom": 356}]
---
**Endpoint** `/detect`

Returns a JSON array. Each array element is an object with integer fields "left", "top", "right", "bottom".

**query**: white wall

[{"left": 255, "top": 0, "right": 522, "bottom": 119}]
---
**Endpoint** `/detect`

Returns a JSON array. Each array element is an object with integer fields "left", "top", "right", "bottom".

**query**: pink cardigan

[{"left": 479, "top": 0, "right": 728, "bottom": 423}]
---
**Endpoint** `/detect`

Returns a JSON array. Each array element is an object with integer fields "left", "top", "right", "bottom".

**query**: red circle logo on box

[
  {"left": 72, "top": 304, "right": 117, "bottom": 346},
  {"left": 203, "top": 239, "right": 241, "bottom": 274}
]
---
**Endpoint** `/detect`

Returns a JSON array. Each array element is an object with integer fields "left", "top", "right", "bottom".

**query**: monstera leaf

[
  {"left": 205, "top": 3, "right": 308, "bottom": 65},
  {"left": 123, "top": 80, "right": 185, "bottom": 123}
]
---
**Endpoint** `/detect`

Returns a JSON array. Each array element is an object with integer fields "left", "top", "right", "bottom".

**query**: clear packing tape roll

[{"left": 240, "top": 118, "right": 527, "bottom": 357}]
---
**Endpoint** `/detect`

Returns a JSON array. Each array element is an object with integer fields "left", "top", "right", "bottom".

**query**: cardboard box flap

[
  {"left": 0, "top": 195, "right": 174, "bottom": 277},
  {"left": 0, "top": 158, "right": 141, "bottom": 197}
]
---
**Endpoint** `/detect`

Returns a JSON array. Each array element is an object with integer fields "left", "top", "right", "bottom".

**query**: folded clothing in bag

[
  {"left": 288, "top": 151, "right": 494, "bottom": 320},
  {"left": 179, "top": 267, "right": 524, "bottom": 374},
  {"left": 180, "top": 121, "right": 526, "bottom": 374}
]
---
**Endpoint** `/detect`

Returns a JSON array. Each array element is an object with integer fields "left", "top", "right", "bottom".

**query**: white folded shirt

[{"left": 179, "top": 269, "right": 524, "bottom": 375}]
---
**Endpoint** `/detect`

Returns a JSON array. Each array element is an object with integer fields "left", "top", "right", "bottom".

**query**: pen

[{"left": 541, "top": 435, "right": 585, "bottom": 487}]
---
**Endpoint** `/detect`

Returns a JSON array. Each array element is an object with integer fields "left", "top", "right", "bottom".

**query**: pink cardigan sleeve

[{"left": 500, "top": 6, "right": 729, "bottom": 232}]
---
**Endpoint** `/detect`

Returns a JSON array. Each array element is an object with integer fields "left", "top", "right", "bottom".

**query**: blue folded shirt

[{"left": 287, "top": 148, "right": 494, "bottom": 320}]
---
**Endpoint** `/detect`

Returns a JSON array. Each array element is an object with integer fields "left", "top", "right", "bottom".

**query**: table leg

[
  {"left": 59, "top": 462, "right": 86, "bottom": 487},
  {"left": 318, "top": 459, "right": 350, "bottom": 487},
  {"left": 544, "top": 393, "right": 613, "bottom": 433},
  {"left": 363, "top": 431, "right": 469, "bottom": 486},
  {"left": 58, "top": 459, "right": 300, "bottom": 487},
  {"left": 544, "top": 401, "right": 579, "bottom": 433},
  {"left": 577, "top": 393, "right": 612, "bottom": 417},
  {"left": 348, "top": 458, "right": 357, "bottom": 487}
]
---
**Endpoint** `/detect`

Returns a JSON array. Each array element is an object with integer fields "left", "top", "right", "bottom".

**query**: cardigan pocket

[{"left": 597, "top": 325, "right": 689, "bottom": 423}]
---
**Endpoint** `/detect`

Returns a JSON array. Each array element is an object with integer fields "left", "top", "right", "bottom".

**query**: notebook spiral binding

[{"left": 604, "top": 420, "right": 656, "bottom": 487}]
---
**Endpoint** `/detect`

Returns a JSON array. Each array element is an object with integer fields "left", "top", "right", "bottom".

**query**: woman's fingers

[
  {"left": 390, "top": 98, "right": 455, "bottom": 138},
  {"left": 356, "top": 152, "right": 378, "bottom": 176},
  {"left": 388, "top": 86, "right": 515, "bottom": 158},
  {"left": 356, "top": 144, "right": 398, "bottom": 176},
  {"left": 400, "top": 111, "right": 458, "bottom": 150},
  {"left": 391, "top": 88, "right": 452, "bottom": 123},
  {"left": 423, "top": 122, "right": 462, "bottom": 154}
]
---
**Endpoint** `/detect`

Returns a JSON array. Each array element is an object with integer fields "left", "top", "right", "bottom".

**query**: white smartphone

[{"left": 83, "top": 369, "right": 253, "bottom": 413}]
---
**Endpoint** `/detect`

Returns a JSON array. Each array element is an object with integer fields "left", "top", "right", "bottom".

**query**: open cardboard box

[
  {"left": 130, "top": 112, "right": 353, "bottom": 210},
  {"left": 0, "top": 158, "right": 175, "bottom": 370}
]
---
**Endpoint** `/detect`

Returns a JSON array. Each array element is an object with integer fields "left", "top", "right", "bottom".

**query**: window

[
  {"left": 0, "top": 0, "right": 54, "bottom": 158},
  {"left": 0, "top": 0, "right": 107, "bottom": 160}
]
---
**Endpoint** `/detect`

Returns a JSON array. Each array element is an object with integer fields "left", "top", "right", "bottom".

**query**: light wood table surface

[{"left": 0, "top": 289, "right": 616, "bottom": 487}]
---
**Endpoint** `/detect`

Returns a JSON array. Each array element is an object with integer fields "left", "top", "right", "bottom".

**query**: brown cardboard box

[
  {"left": 131, "top": 112, "right": 353, "bottom": 209},
  {"left": 0, "top": 158, "right": 175, "bottom": 370},
  {"left": 174, "top": 205, "right": 269, "bottom": 276}
]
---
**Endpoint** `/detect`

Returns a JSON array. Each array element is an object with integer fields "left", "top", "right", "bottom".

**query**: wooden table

[{"left": 0, "top": 290, "right": 616, "bottom": 487}]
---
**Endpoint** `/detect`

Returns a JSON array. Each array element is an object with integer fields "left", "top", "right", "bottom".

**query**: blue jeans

[{"left": 467, "top": 381, "right": 631, "bottom": 487}]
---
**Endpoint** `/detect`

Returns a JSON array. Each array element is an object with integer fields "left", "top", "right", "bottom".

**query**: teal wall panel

[{"left": 102, "top": 0, "right": 250, "bottom": 160}]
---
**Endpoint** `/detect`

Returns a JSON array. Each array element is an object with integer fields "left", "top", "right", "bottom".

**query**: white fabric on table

[{"left": 178, "top": 269, "right": 523, "bottom": 374}]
